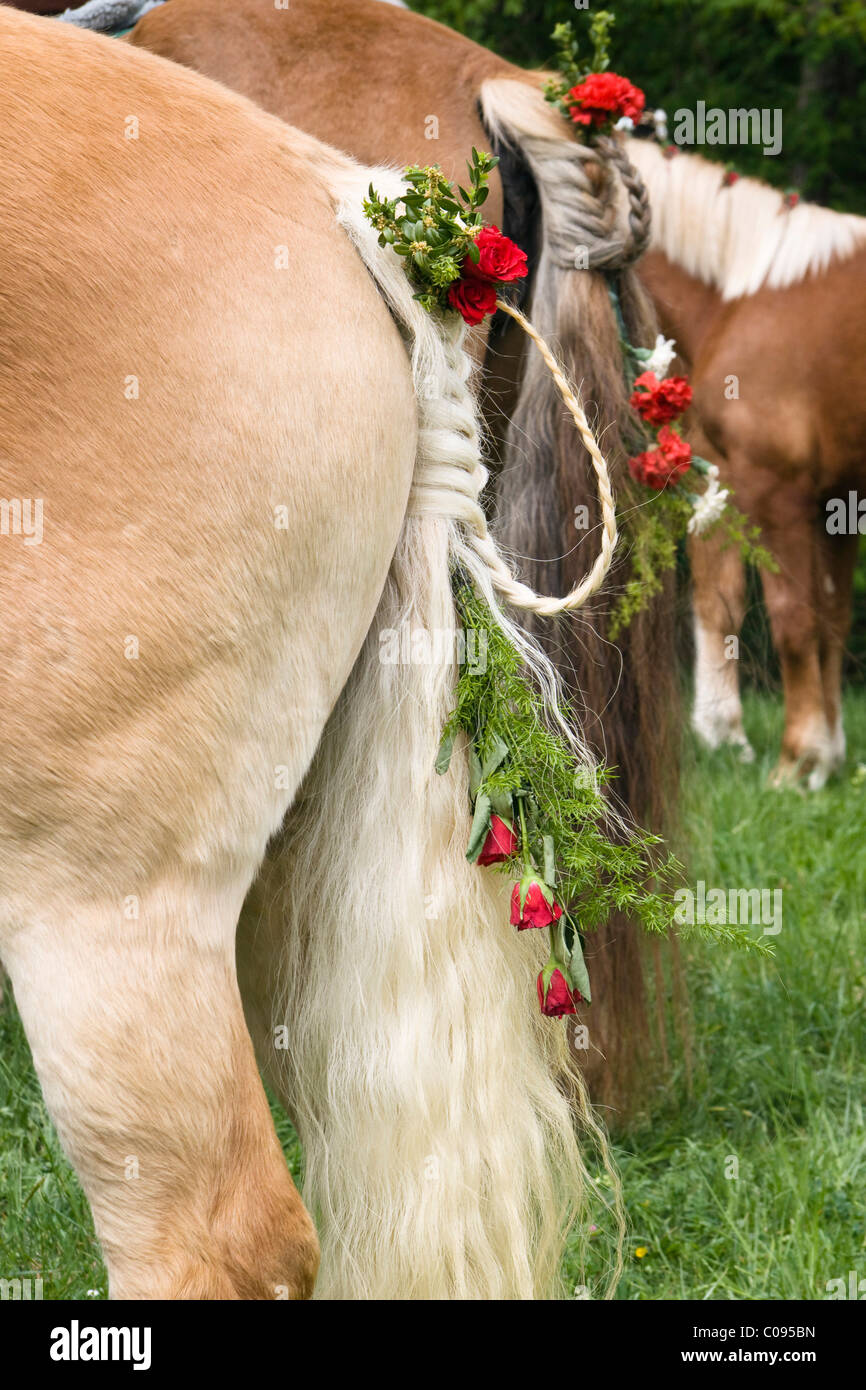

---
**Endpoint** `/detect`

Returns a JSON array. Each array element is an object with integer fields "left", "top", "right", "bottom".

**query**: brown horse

[
  {"left": 127, "top": 0, "right": 679, "bottom": 1112},
  {"left": 629, "top": 138, "right": 866, "bottom": 788},
  {"left": 1, "top": 4, "right": 617, "bottom": 1299}
]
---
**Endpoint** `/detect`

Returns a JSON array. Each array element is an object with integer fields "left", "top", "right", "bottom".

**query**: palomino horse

[
  {"left": 628, "top": 138, "right": 866, "bottom": 788},
  {"left": 126, "top": 0, "right": 678, "bottom": 1110},
  {"left": 0, "top": 7, "right": 611, "bottom": 1298}
]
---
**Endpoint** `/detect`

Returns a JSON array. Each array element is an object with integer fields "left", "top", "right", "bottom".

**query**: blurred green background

[{"left": 413, "top": 0, "right": 866, "bottom": 212}]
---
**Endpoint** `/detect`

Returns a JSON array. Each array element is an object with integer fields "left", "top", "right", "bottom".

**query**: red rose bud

[
  {"left": 722, "top": 169, "right": 739, "bottom": 187},
  {"left": 784, "top": 190, "right": 800, "bottom": 209},
  {"left": 566, "top": 71, "right": 645, "bottom": 129},
  {"left": 629, "top": 371, "right": 693, "bottom": 426},
  {"left": 537, "top": 966, "right": 579, "bottom": 1017},
  {"left": 464, "top": 225, "right": 528, "bottom": 284},
  {"left": 510, "top": 876, "right": 563, "bottom": 931},
  {"left": 476, "top": 813, "right": 519, "bottom": 866},
  {"left": 447, "top": 274, "right": 499, "bottom": 325}
]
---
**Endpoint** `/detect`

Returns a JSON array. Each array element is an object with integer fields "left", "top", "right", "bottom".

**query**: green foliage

[
  {"left": 439, "top": 585, "right": 770, "bottom": 958},
  {"left": 610, "top": 495, "right": 691, "bottom": 639},
  {"left": 543, "top": 11, "right": 617, "bottom": 111},
  {"left": 363, "top": 150, "right": 497, "bottom": 313}
]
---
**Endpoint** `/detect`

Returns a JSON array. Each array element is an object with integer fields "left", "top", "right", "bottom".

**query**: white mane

[{"left": 627, "top": 137, "right": 866, "bottom": 300}]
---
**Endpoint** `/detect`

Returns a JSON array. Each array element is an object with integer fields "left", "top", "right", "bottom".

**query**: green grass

[
  {"left": 576, "top": 689, "right": 866, "bottom": 1299},
  {"left": 2, "top": 691, "right": 864, "bottom": 1299}
]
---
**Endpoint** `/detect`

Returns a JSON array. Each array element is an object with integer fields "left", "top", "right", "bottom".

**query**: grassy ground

[{"left": 1, "top": 692, "right": 864, "bottom": 1300}]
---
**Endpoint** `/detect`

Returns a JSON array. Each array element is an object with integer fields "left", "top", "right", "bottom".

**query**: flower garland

[
  {"left": 544, "top": 13, "right": 645, "bottom": 136},
  {"left": 363, "top": 149, "right": 528, "bottom": 327},
  {"left": 538, "top": 15, "right": 775, "bottom": 637},
  {"left": 607, "top": 284, "right": 775, "bottom": 637},
  {"left": 363, "top": 158, "right": 767, "bottom": 1017},
  {"left": 437, "top": 586, "right": 676, "bottom": 1016}
]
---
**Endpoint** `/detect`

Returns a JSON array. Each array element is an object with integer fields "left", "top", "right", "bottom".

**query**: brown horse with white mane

[
  {"left": 1, "top": 4, "right": 624, "bottom": 1299},
  {"left": 127, "top": 0, "right": 679, "bottom": 1110},
  {"left": 629, "top": 138, "right": 866, "bottom": 788}
]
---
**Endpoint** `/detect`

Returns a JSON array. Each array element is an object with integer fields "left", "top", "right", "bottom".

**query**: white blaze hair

[
  {"left": 254, "top": 155, "right": 622, "bottom": 1299},
  {"left": 627, "top": 137, "right": 866, "bottom": 300}
]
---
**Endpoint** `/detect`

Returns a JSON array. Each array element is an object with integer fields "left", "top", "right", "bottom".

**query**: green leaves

[
  {"left": 439, "top": 586, "right": 678, "bottom": 942},
  {"left": 544, "top": 12, "right": 617, "bottom": 114},
  {"left": 466, "top": 792, "right": 493, "bottom": 864},
  {"left": 362, "top": 153, "right": 499, "bottom": 315},
  {"left": 559, "top": 917, "right": 593, "bottom": 1003}
]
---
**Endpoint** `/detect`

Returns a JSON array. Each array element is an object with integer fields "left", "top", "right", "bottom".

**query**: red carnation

[
  {"left": 447, "top": 274, "right": 499, "bottom": 325},
  {"left": 465, "top": 225, "right": 528, "bottom": 284},
  {"left": 629, "top": 371, "right": 693, "bottom": 426},
  {"left": 566, "top": 71, "right": 645, "bottom": 130},
  {"left": 628, "top": 425, "right": 693, "bottom": 490},
  {"left": 537, "top": 967, "right": 580, "bottom": 1017},
  {"left": 510, "top": 879, "right": 563, "bottom": 931},
  {"left": 477, "top": 814, "right": 519, "bottom": 866}
]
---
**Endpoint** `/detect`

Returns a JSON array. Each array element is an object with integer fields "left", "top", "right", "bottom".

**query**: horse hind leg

[
  {"left": 815, "top": 525, "right": 858, "bottom": 778},
  {"left": 689, "top": 525, "right": 754, "bottom": 761},
  {"left": 758, "top": 505, "right": 835, "bottom": 789},
  {"left": 2, "top": 877, "right": 319, "bottom": 1299}
]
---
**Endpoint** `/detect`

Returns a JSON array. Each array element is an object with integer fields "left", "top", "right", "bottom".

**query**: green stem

[
  {"left": 548, "top": 923, "right": 559, "bottom": 966},
  {"left": 516, "top": 794, "right": 533, "bottom": 875}
]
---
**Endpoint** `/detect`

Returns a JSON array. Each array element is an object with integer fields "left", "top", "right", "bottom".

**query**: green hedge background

[{"left": 413, "top": 0, "right": 866, "bottom": 212}]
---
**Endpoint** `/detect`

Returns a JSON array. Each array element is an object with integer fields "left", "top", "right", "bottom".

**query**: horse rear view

[{"left": 0, "top": 8, "right": 597, "bottom": 1299}]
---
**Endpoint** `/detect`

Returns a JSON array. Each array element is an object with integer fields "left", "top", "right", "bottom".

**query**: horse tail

[
  {"left": 245, "top": 153, "right": 623, "bottom": 1299},
  {"left": 476, "top": 80, "right": 682, "bottom": 1113}
]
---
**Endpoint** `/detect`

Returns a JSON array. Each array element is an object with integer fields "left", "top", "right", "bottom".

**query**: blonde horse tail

[{"left": 239, "top": 154, "right": 623, "bottom": 1299}]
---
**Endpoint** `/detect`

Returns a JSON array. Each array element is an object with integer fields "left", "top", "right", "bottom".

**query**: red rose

[
  {"left": 537, "top": 967, "right": 580, "bottom": 1017},
  {"left": 628, "top": 426, "right": 692, "bottom": 489},
  {"left": 447, "top": 274, "right": 498, "bottom": 325},
  {"left": 722, "top": 169, "right": 739, "bottom": 187},
  {"left": 465, "top": 225, "right": 528, "bottom": 284},
  {"left": 510, "top": 879, "right": 563, "bottom": 931},
  {"left": 629, "top": 371, "right": 693, "bottom": 426},
  {"left": 477, "top": 814, "right": 519, "bottom": 866},
  {"left": 566, "top": 72, "right": 645, "bottom": 129}
]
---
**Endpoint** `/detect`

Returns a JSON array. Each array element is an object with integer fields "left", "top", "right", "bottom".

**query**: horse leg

[
  {"left": 689, "top": 526, "right": 753, "bottom": 760},
  {"left": 815, "top": 526, "right": 858, "bottom": 774},
  {"left": 3, "top": 879, "right": 318, "bottom": 1299},
  {"left": 759, "top": 509, "right": 834, "bottom": 788}
]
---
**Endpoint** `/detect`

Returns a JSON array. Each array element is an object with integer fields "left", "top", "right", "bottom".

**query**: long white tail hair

[{"left": 250, "top": 152, "right": 623, "bottom": 1299}]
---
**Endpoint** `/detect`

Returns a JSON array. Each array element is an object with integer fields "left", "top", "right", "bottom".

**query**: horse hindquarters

[
  {"left": 0, "top": 10, "right": 417, "bottom": 1297},
  {"left": 234, "top": 165, "right": 602, "bottom": 1300}
]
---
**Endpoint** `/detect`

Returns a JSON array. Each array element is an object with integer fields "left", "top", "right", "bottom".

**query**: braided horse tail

[
  {"left": 480, "top": 78, "right": 681, "bottom": 1112},
  {"left": 236, "top": 149, "right": 625, "bottom": 1300}
]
